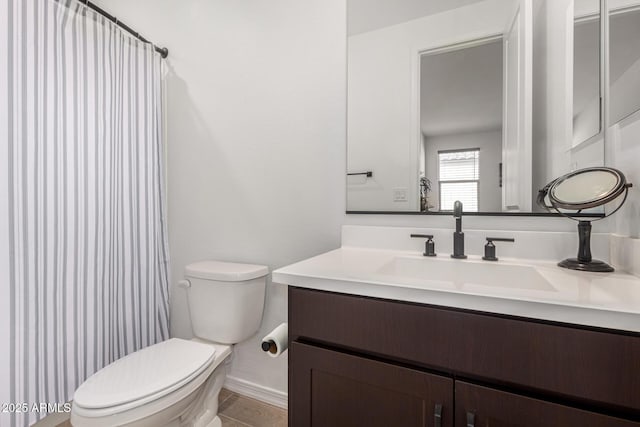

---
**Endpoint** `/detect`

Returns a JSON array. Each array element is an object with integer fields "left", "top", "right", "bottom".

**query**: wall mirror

[
  {"left": 346, "top": 0, "right": 605, "bottom": 214},
  {"left": 609, "top": 0, "right": 640, "bottom": 125}
]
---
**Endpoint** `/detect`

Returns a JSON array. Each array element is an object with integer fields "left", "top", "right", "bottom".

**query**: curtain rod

[{"left": 81, "top": 0, "right": 169, "bottom": 58}]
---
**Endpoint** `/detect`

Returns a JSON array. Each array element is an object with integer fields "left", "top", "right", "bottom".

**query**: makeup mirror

[
  {"left": 537, "top": 167, "right": 633, "bottom": 272},
  {"left": 550, "top": 168, "right": 627, "bottom": 209}
]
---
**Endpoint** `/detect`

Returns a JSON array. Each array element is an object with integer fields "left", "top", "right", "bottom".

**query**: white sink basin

[
  {"left": 377, "top": 256, "right": 556, "bottom": 291},
  {"left": 273, "top": 247, "right": 640, "bottom": 332}
]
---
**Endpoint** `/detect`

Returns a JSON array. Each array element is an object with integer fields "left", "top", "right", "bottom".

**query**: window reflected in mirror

[{"left": 437, "top": 150, "right": 481, "bottom": 212}]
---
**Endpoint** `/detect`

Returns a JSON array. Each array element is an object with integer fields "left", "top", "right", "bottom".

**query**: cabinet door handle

[
  {"left": 434, "top": 403, "right": 442, "bottom": 427},
  {"left": 466, "top": 412, "right": 475, "bottom": 427}
]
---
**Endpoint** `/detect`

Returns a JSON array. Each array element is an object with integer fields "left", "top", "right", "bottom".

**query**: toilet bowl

[{"left": 71, "top": 260, "right": 268, "bottom": 427}]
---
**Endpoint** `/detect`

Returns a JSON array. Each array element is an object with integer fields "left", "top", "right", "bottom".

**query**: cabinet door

[
  {"left": 455, "top": 381, "right": 640, "bottom": 427},
  {"left": 290, "top": 341, "right": 453, "bottom": 427}
]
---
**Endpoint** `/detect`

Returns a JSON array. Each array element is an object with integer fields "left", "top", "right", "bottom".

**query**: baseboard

[{"left": 223, "top": 376, "right": 288, "bottom": 410}]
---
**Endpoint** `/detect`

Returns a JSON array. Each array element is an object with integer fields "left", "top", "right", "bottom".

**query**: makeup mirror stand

[{"left": 538, "top": 167, "right": 633, "bottom": 273}]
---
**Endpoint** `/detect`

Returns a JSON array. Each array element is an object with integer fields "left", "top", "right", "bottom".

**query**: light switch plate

[{"left": 393, "top": 187, "right": 408, "bottom": 202}]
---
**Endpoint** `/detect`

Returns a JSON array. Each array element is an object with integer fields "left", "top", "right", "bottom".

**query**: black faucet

[
  {"left": 451, "top": 200, "right": 467, "bottom": 259},
  {"left": 482, "top": 237, "right": 515, "bottom": 261}
]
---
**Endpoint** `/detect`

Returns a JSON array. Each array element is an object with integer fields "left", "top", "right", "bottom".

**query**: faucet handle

[
  {"left": 483, "top": 237, "right": 515, "bottom": 261},
  {"left": 410, "top": 234, "right": 437, "bottom": 257}
]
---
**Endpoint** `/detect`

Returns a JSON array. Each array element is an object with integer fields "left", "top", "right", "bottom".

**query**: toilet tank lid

[{"left": 185, "top": 260, "right": 269, "bottom": 282}]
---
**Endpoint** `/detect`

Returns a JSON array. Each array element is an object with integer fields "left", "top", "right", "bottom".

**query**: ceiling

[{"left": 348, "top": 0, "right": 487, "bottom": 36}]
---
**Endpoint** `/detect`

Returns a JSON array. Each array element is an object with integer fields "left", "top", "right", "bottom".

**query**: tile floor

[
  {"left": 218, "top": 389, "right": 287, "bottom": 427},
  {"left": 54, "top": 389, "right": 287, "bottom": 427}
]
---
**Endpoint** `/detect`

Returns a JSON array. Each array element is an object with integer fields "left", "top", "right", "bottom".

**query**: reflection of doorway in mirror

[{"left": 420, "top": 37, "right": 504, "bottom": 212}]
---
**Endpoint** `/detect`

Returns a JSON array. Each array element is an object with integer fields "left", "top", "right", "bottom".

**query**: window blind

[{"left": 439, "top": 150, "right": 480, "bottom": 211}]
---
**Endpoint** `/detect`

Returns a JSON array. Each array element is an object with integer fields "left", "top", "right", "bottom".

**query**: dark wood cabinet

[
  {"left": 289, "top": 287, "right": 640, "bottom": 427},
  {"left": 455, "top": 381, "right": 639, "bottom": 427},
  {"left": 290, "top": 342, "right": 453, "bottom": 427}
]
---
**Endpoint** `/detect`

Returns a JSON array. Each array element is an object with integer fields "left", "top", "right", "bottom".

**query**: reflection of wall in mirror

[
  {"left": 609, "top": 2, "right": 640, "bottom": 124},
  {"left": 530, "top": 0, "right": 604, "bottom": 212},
  {"left": 346, "top": 0, "right": 512, "bottom": 212},
  {"left": 572, "top": 7, "right": 600, "bottom": 146}
]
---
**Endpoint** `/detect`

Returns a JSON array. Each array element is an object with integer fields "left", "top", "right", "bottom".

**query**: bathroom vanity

[{"left": 274, "top": 247, "right": 640, "bottom": 427}]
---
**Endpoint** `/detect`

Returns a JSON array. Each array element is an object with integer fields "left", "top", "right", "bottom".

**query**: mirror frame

[{"left": 346, "top": 0, "right": 606, "bottom": 217}]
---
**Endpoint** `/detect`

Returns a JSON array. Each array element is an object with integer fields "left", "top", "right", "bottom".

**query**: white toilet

[{"left": 71, "top": 260, "right": 268, "bottom": 427}]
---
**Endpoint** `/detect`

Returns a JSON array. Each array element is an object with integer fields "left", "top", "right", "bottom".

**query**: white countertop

[{"left": 272, "top": 247, "right": 640, "bottom": 333}]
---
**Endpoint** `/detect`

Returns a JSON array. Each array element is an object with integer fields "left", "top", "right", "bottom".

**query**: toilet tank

[{"left": 184, "top": 260, "right": 268, "bottom": 344}]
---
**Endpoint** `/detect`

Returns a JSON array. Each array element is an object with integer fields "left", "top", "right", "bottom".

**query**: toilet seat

[{"left": 73, "top": 338, "right": 220, "bottom": 417}]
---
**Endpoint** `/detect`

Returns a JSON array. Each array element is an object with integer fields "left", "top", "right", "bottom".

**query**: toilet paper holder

[
  {"left": 260, "top": 323, "right": 288, "bottom": 358},
  {"left": 261, "top": 340, "right": 278, "bottom": 354}
]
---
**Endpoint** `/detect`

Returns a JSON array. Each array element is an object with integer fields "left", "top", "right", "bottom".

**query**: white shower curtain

[{"left": 0, "top": 1, "right": 170, "bottom": 425}]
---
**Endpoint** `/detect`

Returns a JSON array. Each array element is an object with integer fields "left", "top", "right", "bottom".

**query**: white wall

[
  {"left": 424, "top": 130, "right": 502, "bottom": 211},
  {"left": 347, "top": 0, "right": 512, "bottom": 211},
  {"left": 93, "top": 0, "right": 346, "bottom": 398}
]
